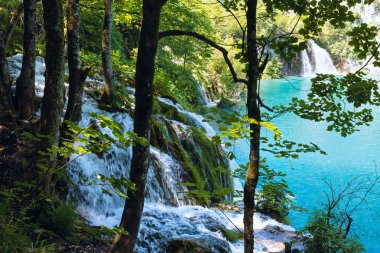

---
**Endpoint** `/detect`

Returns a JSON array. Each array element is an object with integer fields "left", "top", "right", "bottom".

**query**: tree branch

[
  {"left": 355, "top": 42, "right": 380, "bottom": 74},
  {"left": 3, "top": 3, "right": 24, "bottom": 49},
  {"left": 159, "top": 30, "right": 248, "bottom": 84}
]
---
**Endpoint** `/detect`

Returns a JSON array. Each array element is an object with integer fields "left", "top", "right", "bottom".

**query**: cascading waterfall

[
  {"left": 5, "top": 53, "right": 300, "bottom": 253},
  {"left": 157, "top": 97, "right": 216, "bottom": 137},
  {"left": 300, "top": 50, "right": 313, "bottom": 76},
  {"left": 66, "top": 94, "right": 299, "bottom": 252},
  {"left": 196, "top": 80, "right": 210, "bottom": 105},
  {"left": 300, "top": 40, "right": 338, "bottom": 76}
]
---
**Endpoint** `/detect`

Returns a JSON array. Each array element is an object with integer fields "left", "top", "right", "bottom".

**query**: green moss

[
  {"left": 153, "top": 98, "right": 193, "bottom": 126},
  {"left": 150, "top": 98, "right": 232, "bottom": 204},
  {"left": 150, "top": 117, "right": 169, "bottom": 152},
  {"left": 221, "top": 228, "right": 243, "bottom": 242}
]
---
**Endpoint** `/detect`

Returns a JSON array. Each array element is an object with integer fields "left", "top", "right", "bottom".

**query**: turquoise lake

[{"left": 229, "top": 77, "right": 380, "bottom": 252}]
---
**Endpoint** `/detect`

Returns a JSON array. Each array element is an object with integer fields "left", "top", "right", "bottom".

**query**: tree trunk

[
  {"left": 0, "top": 3, "right": 24, "bottom": 121},
  {"left": 63, "top": 0, "right": 88, "bottom": 126},
  {"left": 244, "top": 0, "right": 260, "bottom": 252},
  {"left": 100, "top": 0, "right": 114, "bottom": 104},
  {"left": 110, "top": 0, "right": 166, "bottom": 252},
  {"left": 0, "top": 40, "right": 16, "bottom": 121},
  {"left": 39, "top": 0, "right": 65, "bottom": 151},
  {"left": 15, "top": 0, "right": 37, "bottom": 119}
]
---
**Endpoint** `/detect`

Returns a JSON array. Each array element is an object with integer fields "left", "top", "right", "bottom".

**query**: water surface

[{"left": 229, "top": 77, "right": 380, "bottom": 252}]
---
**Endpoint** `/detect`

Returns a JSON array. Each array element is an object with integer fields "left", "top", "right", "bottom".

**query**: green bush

[
  {"left": 39, "top": 202, "right": 78, "bottom": 237},
  {"left": 302, "top": 211, "right": 365, "bottom": 253}
]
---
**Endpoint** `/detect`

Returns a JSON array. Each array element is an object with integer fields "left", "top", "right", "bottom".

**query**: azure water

[{"left": 229, "top": 77, "right": 380, "bottom": 252}]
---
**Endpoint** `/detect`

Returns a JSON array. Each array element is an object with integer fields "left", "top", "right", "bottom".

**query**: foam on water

[
  {"left": 66, "top": 95, "right": 297, "bottom": 252},
  {"left": 5, "top": 53, "right": 299, "bottom": 252},
  {"left": 158, "top": 97, "right": 216, "bottom": 137}
]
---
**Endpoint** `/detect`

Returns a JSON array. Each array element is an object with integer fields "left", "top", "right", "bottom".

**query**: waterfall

[
  {"left": 196, "top": 80, "right": 210, "bottom": 105},
  {"left": 157, "top": 97, "right": 216, "bottom": 137},
  {"left": 300, "top": 50, "right": 313, "bottom": 76},
  {"left": 65, "top": 95, "right": 298, "bottom": 252},
  {"left": 7, "top": 54, "right": 47, "bottom": 98},
  {"left": 300, "top": 40, "right": 338, "bottom": 76},
  {"left": 4, "top": 54, "right": 300, "bottom": 252}
]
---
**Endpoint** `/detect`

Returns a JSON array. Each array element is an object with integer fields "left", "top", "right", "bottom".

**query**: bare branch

[{"left": 354, "top": 43, "right": 380, "bottom": 74}]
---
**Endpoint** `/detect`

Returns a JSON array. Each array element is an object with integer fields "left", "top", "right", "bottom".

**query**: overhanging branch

[{"left": 159, "top": 30, "right": 248, "bottom": 84}]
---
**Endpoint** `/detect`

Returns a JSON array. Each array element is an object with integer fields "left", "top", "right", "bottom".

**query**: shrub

[
  {"left": 39, "top": 202, "right": 78, "bottom": 237},
  {"left": 302, "top": 210, "right": 365, "bottom": 253}
]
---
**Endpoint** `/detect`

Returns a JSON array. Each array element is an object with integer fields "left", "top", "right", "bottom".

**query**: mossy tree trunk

[
  {"left": 110, "top": 0, "right": 167, "bottom": 252},
  {"left": 100, "top": 0, "right": 115, "bottom": 105},
  {"left": 15, "top": 0, "right": 37, "bottom": 119},
  {"left": 39, "top": 0, "right": 65, "bottom": 190},
  {"left": 62, "top": 0, "right": 89, "bottom": 130}
]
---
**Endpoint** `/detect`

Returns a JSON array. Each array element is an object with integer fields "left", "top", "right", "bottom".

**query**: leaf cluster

[{"left": 291, "top": 73, "right": 380, "bottom": 136}]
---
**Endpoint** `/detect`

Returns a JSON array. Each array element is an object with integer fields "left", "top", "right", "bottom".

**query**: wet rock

[
  {"left": 217, "top": 98, "right": 238, "bottom": 109},
  {"left": 166, "top": 239, "right": 212, "bottom": 253},
  {"left": 166, "top": 237, "right": 231, "bottom": 253}
]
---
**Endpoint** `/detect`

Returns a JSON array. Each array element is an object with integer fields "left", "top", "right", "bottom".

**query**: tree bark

[
  {"left": 100, "top": 0, "right": 114, "bottom": 104},
  {"left": 110, "top": 0, "right": 166, "bottom": 252},
  {"left": 39, "top": 0, "right": 65, "bottom": 147},
  {"left": 63, "top": 0, "right": 89, "bottom": 126},
  {"left": 0, "top": 3, "right": 24, "bottom": 121},
  {"left": 244, "top": 0, "right": 260, "bottom": 252},
  {"left": 0, "top": 40, "right": 16, "bottom": 121},
  {"left": 15, "top": 0, "right": 37, "bottom": 119}
]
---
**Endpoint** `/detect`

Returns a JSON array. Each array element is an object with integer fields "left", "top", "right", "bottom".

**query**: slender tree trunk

[
  {"left": 15, "top": 0, "right": 37, "bottom": 119},
  {"left": 39, "top": 0, "right": 65, "bottom": 185},
  {"left": 101, "top": 0, "right": 114, "bottom": 104},
  {"left": 244, "top": 0, "right": 260, "bottom": 252},
  {"left": 63, "top": 0, "right": 88, "bottom": 126},
  {"left": 0, "top": 40, "right": 16, "bottom": 121},
  {"left": 110, "top": 0, "right": 166, "bottom": 252},
  {"left": 0, "top": 4, "right": 23, "bottom": 121}
]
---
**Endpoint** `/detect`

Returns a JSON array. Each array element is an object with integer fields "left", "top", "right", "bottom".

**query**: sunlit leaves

[
  {"left": 23, "top": 113, "right": 147, "bottom": 199},
  {"left": 262, "top": 138, "right": 326, "bottom": 159},
  {"left": 96, "top": 174, "right": 136, "bottom": 198},
  {"left": 291, "top": 73, "right": 380, "bottom": 137},
  {"left": 99, "top": 225, "right": 129, "bottom": 236}
]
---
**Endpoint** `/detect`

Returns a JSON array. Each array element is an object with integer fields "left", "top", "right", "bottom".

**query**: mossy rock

[
  {"left": 166, "top": 239, "right": 212, "bottom": 253},
  {"left": 150, "top": 116, "right": 169, "bottom": 152},
  {"left": 220, "top": 228, "right": 243, "bottom": 242},
  {"left": 153, "top": 98, "right": 193, "bottom": 126},
  {"left": 150, "top": 97, "right": 233, "bottom": 204},
  {"left": 217, "top": 98, "right": 237, "bottom": 109}
]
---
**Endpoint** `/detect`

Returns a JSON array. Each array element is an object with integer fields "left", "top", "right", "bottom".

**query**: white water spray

[{"left": 301, "top": 40, "right": 338, "bottom": 76}]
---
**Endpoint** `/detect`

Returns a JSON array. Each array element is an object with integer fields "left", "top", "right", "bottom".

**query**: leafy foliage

[
  {"left": 291, "top": 73, "right": 380, "bottom": 136},
  {"left": 303, "top": 210, "right": 365, "bottom": 253}
]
